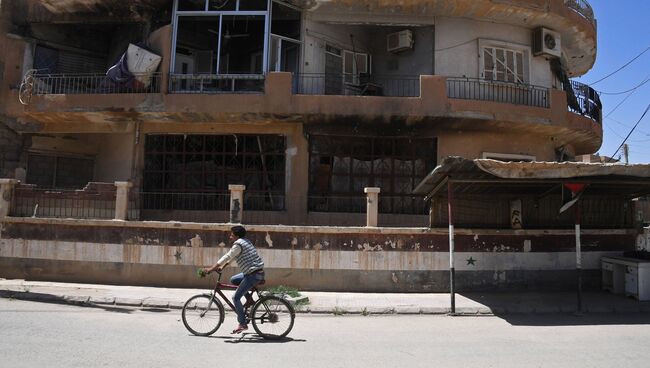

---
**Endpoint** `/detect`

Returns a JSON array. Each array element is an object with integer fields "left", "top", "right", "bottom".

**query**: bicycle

[{"left": 181, "top": 271, "right": 295, "bottom": 340}]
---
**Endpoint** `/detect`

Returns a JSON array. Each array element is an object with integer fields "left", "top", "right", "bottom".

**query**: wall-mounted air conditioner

[
  {"left": 532, "top": 27, "right": 561, "bottom": 58},
  {"left": 387, "top": 30, "right": 414, "bottom": 53}
]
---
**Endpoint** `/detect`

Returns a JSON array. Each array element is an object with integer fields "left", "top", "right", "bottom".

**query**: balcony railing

[
  {"left": 294, "top": 73, "right": 420, "bottom": 97},
  {"left": 30, "top": 73, "right": 162, "bottom": 94},
  {"left": 169, "top": 74, "right": 265, "bottom": 94},
  {"left": 11, "top": 184, "right": 116, "bottom": 220},
  {"left": 446, "top": 77, "right": 550, "bottom": 108},
  {"left": 569, "top": 80, "right": 602, "bottom": 124},
  {"left": 564, "top": 0, "right": 596, "bottom": 28}
]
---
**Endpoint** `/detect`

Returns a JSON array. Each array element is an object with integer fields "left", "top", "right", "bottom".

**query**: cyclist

[{"left": 202, "top": 225, "right": 265, "bottom": 334}]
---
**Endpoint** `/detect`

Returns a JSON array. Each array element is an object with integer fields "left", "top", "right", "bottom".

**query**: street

[{"left": 1, "top": 299, "right": 650, "bottom": 367}]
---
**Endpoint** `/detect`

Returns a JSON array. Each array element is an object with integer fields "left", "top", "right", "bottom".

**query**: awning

[{"left": 413, "top": 156, "right": 650, "bottom": 199}]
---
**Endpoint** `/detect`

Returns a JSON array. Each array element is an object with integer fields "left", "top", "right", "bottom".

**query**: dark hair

[{"left": 230, "top": 225, "right": 246, "bottom": 238}]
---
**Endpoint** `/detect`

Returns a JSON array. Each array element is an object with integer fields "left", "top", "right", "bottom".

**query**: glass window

[
  {"left": 239, "top": 0, "right": 268, "bottom": 11},
  {"left": 178, "top": 0, "right": 206, "bottom": 11},
  {"left": 208, "top": 0, "right": 236, "bottom": 11},
  {"left": 483, "top": 46, "right": 525, "bottom": 83},
  {"left": 271, "top": 1, "right": 301, "bottom": 40}
]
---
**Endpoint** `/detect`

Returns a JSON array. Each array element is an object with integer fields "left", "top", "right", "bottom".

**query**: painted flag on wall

[{"left": 560, "top": 183, "right": 587, "bottom": 213}]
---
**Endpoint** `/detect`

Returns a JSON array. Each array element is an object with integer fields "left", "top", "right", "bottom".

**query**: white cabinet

[{"left": 602, "top": 256, "right": 650, "bottom": 301}]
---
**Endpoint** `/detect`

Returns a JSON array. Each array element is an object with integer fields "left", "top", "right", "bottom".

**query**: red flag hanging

[{"left": 559, "top": 183, "right": 587, "bottom": 213}]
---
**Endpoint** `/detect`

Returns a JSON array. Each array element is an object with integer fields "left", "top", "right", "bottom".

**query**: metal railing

[
  {"left": 564, "top": 0, "right": 596, "bottom": 28},
  {"left": 446, "top": 77, "right": 550, "bottom": 108},
  {"left": 294, "top": 73, "right": 420, "bottom": 97},
  {"left": 568, "top": 80, "right": 602, "bottom": 124},
  {"left": 11, "top": 189, "right": 116, "bottom": 219},
  {"left": 31, "top": 73, "right": 162, "bottom": 94},
  {"left": 169, "top": 74, "right": 265, "bottom": 94}
]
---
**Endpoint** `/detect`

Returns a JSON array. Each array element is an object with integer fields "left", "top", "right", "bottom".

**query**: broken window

[
  {"left": 143, "top": 134, "right": 286, "bottom": 211},
  {"left": 483, "top": 46, "right": 525, "bottom": 83},
  {"left": 308, "top": 135, "right": 436, "bottom": 214},
  {"left": 26, "top": 153, "right": 94, "bottom": 189}
]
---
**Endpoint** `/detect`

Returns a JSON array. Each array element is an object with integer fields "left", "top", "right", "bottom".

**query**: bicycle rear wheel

[
  {"left": 251, "top": 295, "right": 295, "bottom": 340},
  {"left": 181, "top": 294, "right": 225, "bottom": 336}
]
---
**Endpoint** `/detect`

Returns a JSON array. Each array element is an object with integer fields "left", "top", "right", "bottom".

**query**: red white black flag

[{"left": 559, "top": 183, "right": 587, "bottom": 213}]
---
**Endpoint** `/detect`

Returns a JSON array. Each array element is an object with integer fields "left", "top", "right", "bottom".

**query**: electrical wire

[
  {"left": 588, "top": 45, "right": 650, "bottom": 85},
  {"left": 603, "top": 75, "right": 650, "bottom": 118},
  {"left": 597, "top": 76, "right": 650, "bottom": 95},
  {"left": 607, "top": 102, "right": 650, "bottom": 162}
]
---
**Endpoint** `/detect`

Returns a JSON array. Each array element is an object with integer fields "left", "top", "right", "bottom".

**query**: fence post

[
  {"left": 229, "top": 184, "right": 246, "bottom": 223},
  {"left": 364, "top": 187, "right": 380, "bottom": 227},
  {"left": 114, "top": 181, "right": 132, "bottom": 220},
  {"left": 0, "top": 179, "right": 18, "bottom": 218}
]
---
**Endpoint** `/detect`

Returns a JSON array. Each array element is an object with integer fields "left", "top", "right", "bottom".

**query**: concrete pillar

[
  {"left": 229, "top": 184, "right": 246, "bottom": 223},
  {"left": 364, "top": 187, "right": 380, "bottom": 227},
  {"left": 114, "top": 181, "right": 133, "bottom": 221},
  {"left": 0, "top": 179, "right": 18, "bottom": 218}
]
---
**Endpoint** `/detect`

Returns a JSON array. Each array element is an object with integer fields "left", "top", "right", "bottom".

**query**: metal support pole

[
  {"left": 448, "top": 179, "right": 455, "bottom": 315},
  {"left": 575, "top": 204, "right": 583, "bottom": 314}
]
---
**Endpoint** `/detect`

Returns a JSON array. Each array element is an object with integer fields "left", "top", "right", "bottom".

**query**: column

[
  {"left": 229, "top": 184, "right": 246, "bottom": 223},
  {"left": 364, "top": 187, "right": 380, "bottom": 227},
  {"left": 0, "top": 179, "right": 18, "bottom": 218},
  {"left": 114, "top": 181, "right": 133, "bottom": 221}
]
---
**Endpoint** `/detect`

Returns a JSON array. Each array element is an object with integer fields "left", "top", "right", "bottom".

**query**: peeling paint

[
  {"left": 524, "top": 239, "right": 532, "bottom": 252},
  {"left": 188, "top": 234, "right": 203, "bottom": 248},
  {"left": 291, "top": 237, "right": 298, "bottom": 247},
  {"left": 313, "top": 243, "right": 322, "bottom": 250},
  {"left": 265, "top": 232, "right": 274, "bottom": 248},
  {"left": 474, "top": 234, "right": 479, "bottom": 242},
  {"left": 391, "top": 272, "right": 399, "bottom": 283}
]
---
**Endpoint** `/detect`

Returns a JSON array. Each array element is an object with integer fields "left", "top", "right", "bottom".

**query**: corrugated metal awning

[{"left": 413, "top": 157, "right": 650, "bottom": 199}]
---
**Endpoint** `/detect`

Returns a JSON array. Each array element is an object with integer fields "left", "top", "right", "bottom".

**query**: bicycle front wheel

[
  {"left": 181, "top": 294, "right": 225, "bottom": 336},
  {"left": 251, "top": 295, "right": 295, "bottom": 340}
]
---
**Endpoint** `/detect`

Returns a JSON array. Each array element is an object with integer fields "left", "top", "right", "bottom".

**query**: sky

[{"left": 575, "top": 1, "right": 650, "bottom": 163}]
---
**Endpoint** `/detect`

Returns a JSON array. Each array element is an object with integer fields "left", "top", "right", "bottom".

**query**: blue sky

[{"left": 575, "top": 1, "right": 650, "bottom": 163}]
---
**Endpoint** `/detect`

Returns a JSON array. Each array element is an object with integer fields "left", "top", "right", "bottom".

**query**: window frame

[{"left": 478, "top": 39, "right": 531, "bottom": 84}]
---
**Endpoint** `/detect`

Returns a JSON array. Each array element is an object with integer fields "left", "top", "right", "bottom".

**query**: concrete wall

[{"left": 0, "top": 218, "right": 636, "bottom": 291}]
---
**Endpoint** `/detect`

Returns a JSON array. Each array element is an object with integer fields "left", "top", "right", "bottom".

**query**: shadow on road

[
  {"left": 1, "top": 290, "right": 134, "bottom": 314},
  {"left": 460, "top": 291, "right": 650, "bottom": 326},
  {"left": 190, "top": 333, "right": 306, "bottom": 343}
]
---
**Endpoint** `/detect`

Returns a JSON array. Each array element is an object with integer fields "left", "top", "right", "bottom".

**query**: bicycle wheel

[
  {"left": 251, "top": 295, "right": 295, "bottom": 340},
  {"left": 181, "top": 294, "right": 225, "bottom": 336}
]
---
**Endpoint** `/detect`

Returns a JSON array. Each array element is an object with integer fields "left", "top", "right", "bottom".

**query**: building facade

[{"left": 2, "top": 0, "right": 635, "bottom": 292}]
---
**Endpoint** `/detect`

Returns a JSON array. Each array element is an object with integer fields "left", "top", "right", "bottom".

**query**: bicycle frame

[{"left": 208, "top": 271, "right": 261, "bottom": 312}]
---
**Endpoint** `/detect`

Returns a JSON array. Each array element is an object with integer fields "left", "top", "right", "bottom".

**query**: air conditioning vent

[
  {"left": 387, "top": 30, "right": 414, "bottom": 53},
  {"left": 532, "top": 27, "right": 561, "bottom": 58}
]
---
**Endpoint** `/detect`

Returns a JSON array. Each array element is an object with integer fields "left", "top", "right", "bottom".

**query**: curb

[{"left": 2, "top": 290, "right": 649, "bottom": 316}]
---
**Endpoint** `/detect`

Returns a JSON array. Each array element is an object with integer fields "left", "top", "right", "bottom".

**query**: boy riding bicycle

[{"left": 202, "top": 225, "right": 264, "bottom": 334}]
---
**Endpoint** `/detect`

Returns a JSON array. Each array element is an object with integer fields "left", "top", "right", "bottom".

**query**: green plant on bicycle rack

[{"left": 196, "top": 268, "right": 207, "bottom": 278}]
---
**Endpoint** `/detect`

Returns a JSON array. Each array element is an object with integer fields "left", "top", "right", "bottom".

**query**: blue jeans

[{"left": 230, "top": 271, "right": 264, "bottom": 326}]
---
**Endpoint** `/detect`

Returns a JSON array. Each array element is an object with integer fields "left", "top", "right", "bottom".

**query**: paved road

[{"left": 2, "top": 299, "right": 650, "bottom": 368}]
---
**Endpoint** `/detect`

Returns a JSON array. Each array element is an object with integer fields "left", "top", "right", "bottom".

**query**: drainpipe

[
  {"left": 448, "top": 179, "right": 456, "bottom": 315},
  {"left": 0, "top": 179, "right": 19, "bottom": 218},
  {"left": 364, "top": 187, "right": 380, "bottom": 227},
  {"left": 114, "top": 181, "right": 133, "bottom": 221},
  {"left": 229, "top": 185, "right": 246, "bottom": 223}
]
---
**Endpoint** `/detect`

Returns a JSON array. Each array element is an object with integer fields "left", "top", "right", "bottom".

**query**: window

[
  {"left": 482, "top": 46, "right": 525, "bottom": 83},
  {"left": 143, "top": 134, "right": 286, "bottom": 210},
  {"left": 308, "top": 135, "right": 436, "bottom": 214},
  {"left": 343, "top": 51, "right": 370, "bottom": 84},
  {"left": 26, "top": 153, "right": 94, "bottom": 189}
]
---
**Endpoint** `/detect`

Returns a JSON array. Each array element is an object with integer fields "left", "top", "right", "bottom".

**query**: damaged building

[{"left": 1, "top": 0, "right": 648, "bottom": 292}]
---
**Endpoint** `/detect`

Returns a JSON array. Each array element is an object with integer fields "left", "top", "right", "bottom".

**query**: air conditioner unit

[
  {"left": 532, "top": 27, "right": 561, "bottom": 58},
  {"left": 387, "top": 30, "right": 414, "bottom": 53}
]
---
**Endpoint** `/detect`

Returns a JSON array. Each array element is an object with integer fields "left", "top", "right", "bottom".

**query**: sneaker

[{"left": 231, "top": 324, "right": 248, "bottom": 334}]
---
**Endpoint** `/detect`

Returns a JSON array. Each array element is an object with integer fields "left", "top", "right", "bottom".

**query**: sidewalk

[{"left": 1, "top": 278, "right": 649, "bottom": 315}]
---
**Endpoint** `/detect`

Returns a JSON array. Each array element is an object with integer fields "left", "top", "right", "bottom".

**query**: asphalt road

[{"left": 2, "top": 299, "right": 650, "bottom": 368}]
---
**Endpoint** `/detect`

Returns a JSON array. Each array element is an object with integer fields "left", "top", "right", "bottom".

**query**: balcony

[
  {"left": 446, "top": 78, "right": 550, "bottom": 109},
  {"left": 568, "top": 80, "right": 602, "bottom": 124},
  {"left": 294, "top": 74, "right": 420, "bottom": 98}
]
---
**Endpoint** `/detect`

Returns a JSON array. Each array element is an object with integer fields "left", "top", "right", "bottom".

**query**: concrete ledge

[{"left": 114, "top": 298, "right": 142, "bottom": 307}]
